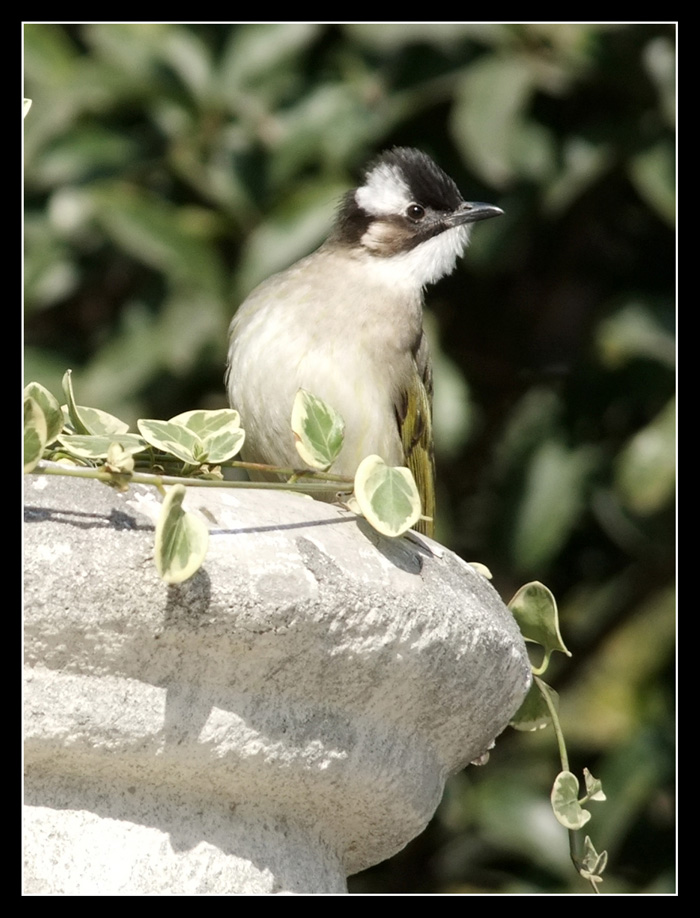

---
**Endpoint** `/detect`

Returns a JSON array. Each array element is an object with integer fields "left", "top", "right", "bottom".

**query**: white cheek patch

[{"left": 355, "top": 163, "right": 410, "bottom": 216}]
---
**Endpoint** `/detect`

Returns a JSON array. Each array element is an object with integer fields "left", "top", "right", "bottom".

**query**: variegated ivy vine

[
  {"left": 508, "top": 581, "right": 608, "bottom": 892},
  {"left": 24, "top": 373, "right": 607, "bottom": 890},
  {"left": 24, "top": 371, "right": 424, "bottom": 581}
]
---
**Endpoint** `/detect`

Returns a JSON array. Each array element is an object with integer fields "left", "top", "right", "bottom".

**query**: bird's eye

[{"left": 406, "top": 204, "right": 425, "bottom": 221}]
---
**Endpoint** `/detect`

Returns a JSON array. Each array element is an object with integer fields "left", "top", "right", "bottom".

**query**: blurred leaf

[
  {"left": 23, "top": 23, "right": 80, "bottom": 86},
  {"left": 156, "top": 292, "right": 226, "bottom": 375},
  {"left": 467, "top": 770, "right": 572, "bottom": 875},
  {"left": 75, "top": 303, "right": 166, "bottom": 413},
  {"left": 88, "top": 182, "right": 226, "bottom": 296},
  {"left": 431, "top": 338, "right": 474, "bottom": 458},
  {"left": 629, "top": 141, "right": 676, "bottom": 226},
  {"left": 234, "top": 181, "right": 345, "bottom": 294},
  {"left": 83, "top": 22, "right": 174, "bottom": 78},
  {"left": 597, "top": 302, "right": 675, "bottom": 369},
  {"left": 221, "top": 22, "right": 319, "bottom": 98},
  {"left": 561, "top": 583, "right": 675, "bottom": 749},
  {"left": 23, "top": 216, "right": 80, "bottom": 311},
  {"left": 32, "top": 125, "right": 138, "bottom": 186},
  {"left": 155, "top": 27, "right": 215, "bottom": 100},
  {"left": 268, "top": 85, "right": 380, "bottom": 186},
  {"left": 346, "top": 22, "right": 506, "bottom": 50},
  {"left": 543, "top": 137, "right": 613, "bottom": 215},
  {"left": 494, "top": 387, "right": 562, "bottom": 471},
  {"left": 642, "top": 35, "right": 676, "bottom": 128},
  {"left": 583, "top": 725, "right": 674, "bottom": 860},
  {"left": 615, "top": 397, "right": 675, "bottom": 515},
  {"left": 23, "top": 24, "right": 136, "bottom": 143},
  {"left": 511, "top": 439, "right": 597, "bottom": 571},
  {"left": 452, "top": 55, "right": 552, "bottom": 187}
]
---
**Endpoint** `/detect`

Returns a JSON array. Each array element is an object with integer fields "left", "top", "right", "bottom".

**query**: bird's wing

[{"left": 397, "top": 329, "right": 435, "bottom": 537}]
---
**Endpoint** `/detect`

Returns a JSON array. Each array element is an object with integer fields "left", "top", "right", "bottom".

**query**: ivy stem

[
  {"left": 535, "top": 676, "right": 599, "bottom": 892},
  {"left": 223, "top": 459, "right": 353, "bottom": 484},
  {"left": 31, "top": 463, "right": 351, "bottom": 494},
  {"left": 131, "top": 453, "right": 354, "bottom": 485},
  {"left": 534, "top": 676, "right": 569, "bottom": 772}
]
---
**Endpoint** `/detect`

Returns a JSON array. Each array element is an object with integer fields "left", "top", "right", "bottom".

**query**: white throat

[{"left": 360, "top": 224, "right": 470, "bottom": 290}]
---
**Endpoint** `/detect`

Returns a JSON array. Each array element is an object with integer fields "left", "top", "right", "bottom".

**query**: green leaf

[
  {"left": 510, "top": 439, "right": 596, "bottom": 571},
  {"left": 89, "top": 182, "right": 225, "bottom": 296},
  {"left": 551, "top": 771, "right": 591, "bottom": 829},
  {"left": 170, "top": 408, "right": 241, "bottom": 436},
  {"left": 169, "top": 408, "right": 245, "bottom": 463},
  {"left": 508, "top": 581, "right": 571, "bottom": 675},
  {"left": 580, "top": 835, "right": 608, "bottom": 881},
  {"left": 291, "top": 388, "right": 345, "bottom": 471},
  {"left": 597, "top": 301, "right": 676, "bottom": 369},
  {"left": 354, "top": 455, "right": 422, "bottom": 537},
  {"left": 643, "top": 35, "right": 675, "bottom": 128},
  {"left": 543, "top": 136, "right": 613, "bottom": 215},
  {"left": 37, "top": 125, "right": 138, "bottom": 186},
  {"left": 24, "top": 396, "right": 47, "bottom": 473},
  {"left": 629, "top": 141, "right": 675, "bottom": 226},
  {"left": 154, "top": 484, "right": 209, "bottom": 583},
  {"left": 62, "top": 369, "right": 90, "bottom": 434},
  {"left": 219, "top": 23, "right": 320, "bottom": 94},
  {"left": 60, "top": 370, "right": 131, "bottom": 437},
  {"left": 63, "top": 405, "right": 132, "bottom": 437},
  {"left": 234, "top": 182, "right": 346, "bottom": 295},
  {"left": 614, "top": 397, "right": 675, "bottom": 515},
  {"left": 137, "top": 418, "right": 205, "bottom": 465},
  {"left": 56, "top": 433, "right": 148, "bottom": 460},
  {"left": 583, "top": 767, "right": 606, "bottom": 802},
  {"left": 510, "top": 679, "right": 558, "bottom": 731},
  {"left": 451, "top": 55, "right": 552, "bottom": 187},
  {"left": 24, "top": 381, "right": 64, "bottom": 444}
]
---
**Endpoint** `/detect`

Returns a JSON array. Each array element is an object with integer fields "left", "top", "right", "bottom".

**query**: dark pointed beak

[{"left": 448, "top": 201, "right": 504, "bottom": 226}]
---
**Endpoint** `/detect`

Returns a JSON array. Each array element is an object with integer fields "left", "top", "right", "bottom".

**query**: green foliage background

[{"left": 24, "top": 23, "right": 675, "bottom": 893}]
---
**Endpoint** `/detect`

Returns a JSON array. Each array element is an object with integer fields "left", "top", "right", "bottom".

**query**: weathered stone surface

[{"left": 24, "top": 473, "right": 530, "bottom": 894}]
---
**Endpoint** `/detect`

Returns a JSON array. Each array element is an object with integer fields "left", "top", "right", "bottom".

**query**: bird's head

[{"left": 331, "top": 147, "right": 503, "bottom": 287}]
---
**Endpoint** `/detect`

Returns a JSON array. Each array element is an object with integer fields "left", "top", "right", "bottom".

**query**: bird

[{"left": 226, "top": 147, "right": 503, "bottom": 537}]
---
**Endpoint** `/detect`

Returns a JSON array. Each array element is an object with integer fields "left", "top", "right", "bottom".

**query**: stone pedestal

[{"left": 24, "top": 474, "right": 531, "bottom": 894}]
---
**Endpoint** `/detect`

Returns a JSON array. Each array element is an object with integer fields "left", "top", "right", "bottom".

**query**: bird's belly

[{"left": 230, "top": 325, "right": 403, "bottom": 477}]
